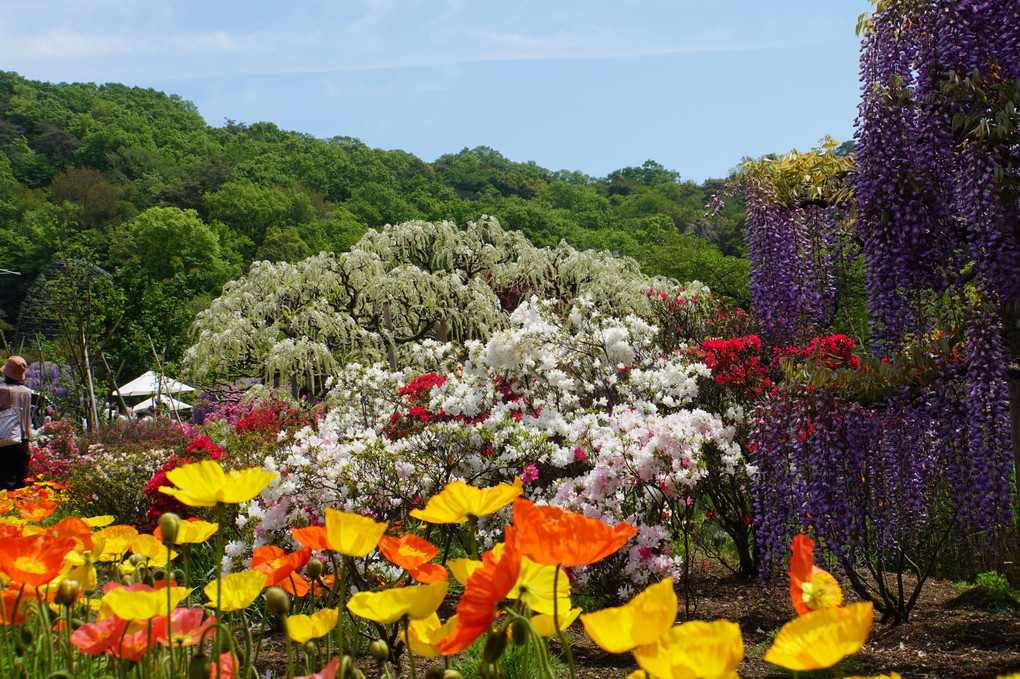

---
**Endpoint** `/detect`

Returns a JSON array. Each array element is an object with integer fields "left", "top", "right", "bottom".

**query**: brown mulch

[
  {"left": 257, "top": 563, "right": 1020, "bottom": 679},
  {"left": 561, "top": 564, "right": 1020, "bottom": 679}
]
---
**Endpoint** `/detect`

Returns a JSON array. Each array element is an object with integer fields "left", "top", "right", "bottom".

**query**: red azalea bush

[
  {"left": 235, "top": 399, "right": 316, "bottom": 440},
  {"left": 140, "top": 435, "right": 228, "bottom": 530},
  {"left": 691, "top": 335, "right": 771, "bottom": 395}
]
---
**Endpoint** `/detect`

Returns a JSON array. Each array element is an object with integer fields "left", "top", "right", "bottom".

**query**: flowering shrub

[
  {"left": 243, "top": 294, "right": 749, "bottom": 596},
  {"left": 141, "top": 436, "right": 229, "bottom": 530},
  {"left": 28, "top": 418, "right": 81, "bottom": 480},
  {"left": 690, "top": 335, "right": 771, "bottom": 394}
]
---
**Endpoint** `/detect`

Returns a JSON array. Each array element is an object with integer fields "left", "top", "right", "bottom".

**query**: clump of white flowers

[{"left": 239, "top": 293, "right": 751, "bottom": 590}]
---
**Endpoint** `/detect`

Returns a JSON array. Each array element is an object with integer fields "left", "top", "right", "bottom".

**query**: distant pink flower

[
  {"left": 521, "top": 464, "right": 539, "bottom": 484},
  {"left": 573, "top": 448, "right": 586, "bottom": 462}
]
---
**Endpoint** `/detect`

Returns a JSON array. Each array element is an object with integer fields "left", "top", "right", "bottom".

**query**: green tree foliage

[{"left": 0, "top": 71, "right": 751, "bottom": 388}]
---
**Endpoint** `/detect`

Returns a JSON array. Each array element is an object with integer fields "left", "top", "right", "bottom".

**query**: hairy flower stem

[
  {"left": 404, "top": 616, "right": 417, "bottom": 679},
  {"left": 467, "top": 515, "right": 479, "bottom": 560},
  {"left": 553, "top": 567, "right": 575, "bottom": 679}
]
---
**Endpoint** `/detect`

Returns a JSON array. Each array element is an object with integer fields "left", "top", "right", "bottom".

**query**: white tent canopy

[
  {"left": 115, "top": 371, "right": 195, "bottom": 397},
  {"left": 133, "top": 394, "right": 193, "bottom": 412}
]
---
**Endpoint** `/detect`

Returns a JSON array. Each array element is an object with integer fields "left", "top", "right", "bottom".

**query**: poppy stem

[
  {"left": 468, "top": 515, "right": 479, "bottom": 560},
  {"left": 552, "top": 566, "right": 576, "bottom": 679},
  {"left": 166, "top": 541, "right": 174, "bottom": 671},
  {"left": 405, "top": 616, "right": 417, "bottom": 679},
  {"left": 283, "top": 613, "right": 295, "bottom": 679},
  {"left": 215, "top": 502, "right": 226, "bottom": 679}
]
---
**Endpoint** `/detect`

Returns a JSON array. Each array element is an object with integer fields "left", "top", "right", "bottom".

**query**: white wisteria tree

[{"left": 185, "top": 216, "right": 676, "bottom": 391}]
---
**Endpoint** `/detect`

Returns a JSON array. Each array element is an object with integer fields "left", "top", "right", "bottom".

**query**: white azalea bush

[{"left": 232, "top": 292, "right": 752, "bottom": 595}]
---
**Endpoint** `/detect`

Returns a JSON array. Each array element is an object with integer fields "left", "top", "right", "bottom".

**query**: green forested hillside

[{"left": 0, "top": 71, "right": 748, "bottom": 377}]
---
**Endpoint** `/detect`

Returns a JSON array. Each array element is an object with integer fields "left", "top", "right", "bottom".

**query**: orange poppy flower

[
  {"left": 788, "top": 535, "right": 842, "bottom": 616},
  {"left": 15, "top": 495, "right": 58, "bottom": 522},
  {"left": 511, "top": 499, "right": 637, "bottom": 567},
  {"left": 437, "top": 527, "right": 522, "bottom": 656},
  {"left": 0, "top": 534, "right": 77, "bottom": 586},
  {"left": 379, "top": 534, "right": 449, "bottom": 583},
  {"left": 0, "top": 584, "right": 56, "bottom": 624},
  {"left": 252, "top": 545, "right": 312, "bottom": 596},
  {"left": 291, "top": 525, "right": 331, "bottom": 551},
  {"left": 37, "top": 517, "right": 94, "bottom": 553}
]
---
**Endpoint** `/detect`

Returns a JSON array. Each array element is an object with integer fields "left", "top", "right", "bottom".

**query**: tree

[
  {"left": 121, "top": 206, "right": 236, "bottom": 293},
  {"left": 185, "top": 217, "right": 678, "bottom": 390}
]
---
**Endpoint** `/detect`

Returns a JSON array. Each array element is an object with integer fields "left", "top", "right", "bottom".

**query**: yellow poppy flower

[
  {"left": 633, "top": 619, "right": 743, "bottom": 679},
  {"left": 508, "top": 557, "right": 571, "bottom": 616},
  {"left": 83, "top": 515, "right": 115, "bottom": 528},
  {"left": 409, "top": 477, "right": 522, "bottom": 524},
  {"left": 347, "top": 580, "right": 449, "bottom": 624},
  {"left": 407, "top": 613, "right": 459, "bottom": 658},
  {"left": 765, "top": 601, "right": 874, "bottom": 672},
  {"left": 102, "top": 586, "right": 192, "bottom": 620},
  {"left": 324, "top": 509, "right": 388, "bottom": 557},
  {"left": 175, "top": 520, "right": 219, "bottom": 544},
  {"left": 204, "top": 570, "right": 269, "bottom": 612},
  {"left": 531, "top": 607, "right": 583, "bottom": 637},
  {"left": 69, "top": 562, "right": 98, "bottom": 592},
  {"left": 159, "top": 459, "right": 278, "bottom": 507},
  {"left": 580, "top": 579, "right": 677, "bottom": 653},
  {"left": 96, "top": 525, "right": 139, "bottom": 561},
  {"left": 131, "top": 534, "right": 178, "bottom": 566},
  {"left": 448, "top": 557, "right": 483, "bottom": 586},
  {"left": 287, "top": 607, "right": 340, "bottom": 643}
]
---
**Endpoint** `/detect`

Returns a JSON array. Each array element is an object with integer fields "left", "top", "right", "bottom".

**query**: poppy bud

[
  {"left": 54, "top": 579, "right": 80, "bottom": 606},
  {"left": 265, "top": 586, "right": 290, "bottom": 617},
  {"left": 307, "top": 558, "right": 324, "bottom": 580},
  {"left": 338, "top": 655, "right": 354, "bottom": 679},
  {"left": 159, "top": 512, "right": 181, "bottom": 545},
  {"left": 129, "top": 553, "right": 146, "bottom": 566},
  {"left": 369, "top": 639, "right": 389, "bottom": 662},
  {"left": 303, "top": 641, "right": 317, "bottom": 657},
  {"left": 510, "top": 619, "right": 528, "bottom": 646},
  {"left": 442, "top": 671, "right": 465, "bottom": 679},
  {"left": 188, "top": 653, "right": 211, "bottom": 679},
  {"left": 482, "top": 631, "right": 507, "bottom": 664}
]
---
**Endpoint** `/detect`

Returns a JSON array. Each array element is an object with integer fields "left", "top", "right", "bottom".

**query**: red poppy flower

[
  {"left": 109, "top": 626, "right": 157, "bottom": 661},
  {"left": 71, "top": 616, "right": 131, "bottom": 655},
  {"left": 152, "top": 608, "right": 218, "bottom": 647},
  {"left": 437, "top": 527, "right": 521, "bottom": 656},
  {"left": 511, "top": 499, "right": 637, "bottom": 567},
  {"left": 252, "top": 545, "right": 312, "bottom": 596},
  {"left": 0, "top": 534, "right": 77, "bottom": 586},
  {"left": 379, "top": 534, "right": 449, "bottom": 583}
]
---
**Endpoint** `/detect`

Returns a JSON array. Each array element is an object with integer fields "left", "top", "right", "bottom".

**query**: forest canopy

[{"left": 0, "top": 71, "right": 748, "bottom": 382}]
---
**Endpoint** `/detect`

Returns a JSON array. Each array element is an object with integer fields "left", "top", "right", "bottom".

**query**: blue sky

[{"left": 0, "top": 1, "right": 873, "bottom": 182}]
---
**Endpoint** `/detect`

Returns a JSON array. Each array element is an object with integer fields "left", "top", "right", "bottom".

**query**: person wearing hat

[{"left": 0, "top": 356, "right": 32, "bottom": 489}]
